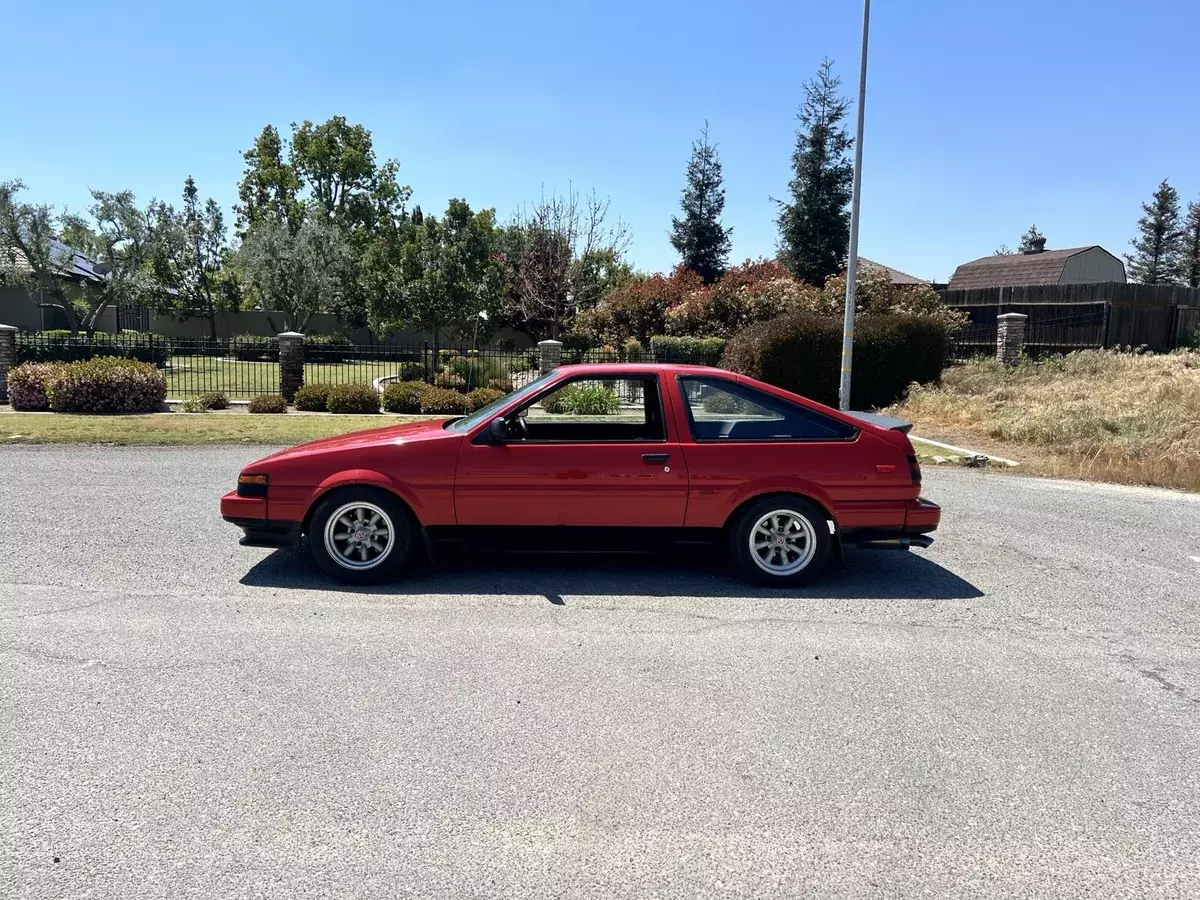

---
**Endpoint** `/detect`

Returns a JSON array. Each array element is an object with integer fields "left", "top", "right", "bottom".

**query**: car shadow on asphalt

[{"left": 239, "top": 544, "right": 984, "bottom": 601}]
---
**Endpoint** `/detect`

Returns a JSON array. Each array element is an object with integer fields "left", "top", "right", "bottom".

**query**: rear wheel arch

[{"left": 722, "top": 490, "right": 836, "bottom": 534}]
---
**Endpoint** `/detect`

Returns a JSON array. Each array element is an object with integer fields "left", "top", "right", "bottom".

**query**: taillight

[{"left": 906, "top": 454, "right": 922, "bottom": 484}]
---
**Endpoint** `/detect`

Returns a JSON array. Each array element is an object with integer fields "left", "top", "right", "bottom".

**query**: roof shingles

[{"left": 947, "top": 247, "right": 1097, "bottom": 290}]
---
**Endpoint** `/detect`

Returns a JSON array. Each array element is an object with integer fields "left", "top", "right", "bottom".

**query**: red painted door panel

[{"left": 454, "top": 442, "right": 689, "bottom": 526}]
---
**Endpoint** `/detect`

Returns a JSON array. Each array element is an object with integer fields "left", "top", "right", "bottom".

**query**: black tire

[
  {"left": 729, "top": 496, "right": 831, "bottom": 587},
  {"left": 307, "top": 487, "right": 414, "bottom": 585}
]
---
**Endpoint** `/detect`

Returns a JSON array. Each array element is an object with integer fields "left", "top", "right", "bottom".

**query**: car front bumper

[{"left": 221, "top": 490, "right": 302, "bottom": 548}]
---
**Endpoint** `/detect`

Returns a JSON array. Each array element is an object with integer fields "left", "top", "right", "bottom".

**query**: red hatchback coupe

[{"left": 221, "top": 364, "right": 940, "bottom": 586}]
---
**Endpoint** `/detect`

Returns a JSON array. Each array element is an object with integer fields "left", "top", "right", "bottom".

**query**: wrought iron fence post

[{"left": 0, "top": 324, "right": 17, "bottom": 403}]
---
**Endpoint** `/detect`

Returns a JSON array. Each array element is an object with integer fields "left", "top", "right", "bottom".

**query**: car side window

[
  {"left": 678, "top": 376, "right": 857, "bottom": 442},
  {"left": 510, "top": 376, "right": 666, "bottom": 442}
]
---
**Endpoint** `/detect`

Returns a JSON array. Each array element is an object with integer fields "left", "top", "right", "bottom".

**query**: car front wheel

[
  {"left": 730, "top": 497, "right": 830, "bottom": 586},
  {"left": 308, "top": 488, "right": 413, "bottom": 584}
]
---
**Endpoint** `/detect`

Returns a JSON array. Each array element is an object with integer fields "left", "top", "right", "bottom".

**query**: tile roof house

[
  {"left": 858, "top": 258, "right": 929, "bottom": 286},
  {"left": 948, "top": 240, "right": 1126, "bottom": 290}
]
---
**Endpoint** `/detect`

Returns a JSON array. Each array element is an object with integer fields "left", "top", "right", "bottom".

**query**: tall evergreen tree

[
  {"left": 1125, "top": 179, "right": 1183, "bottom": 284},
  {"left": 670, "top": 123, "right": 732, "bottom": 284},
  {"left": 1182, "top": 198, "right": 1200, "bottom": 289},
  {"left": 1018, "top": 224, "right": 1046, "bottom": 252},
  {"left": 776, "top": 58, "right": 853, "bottom": 286}
]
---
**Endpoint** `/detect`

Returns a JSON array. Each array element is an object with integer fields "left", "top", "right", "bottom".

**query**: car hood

[{"left": 266, "top": 418, "right": 455, "bottom": 458}]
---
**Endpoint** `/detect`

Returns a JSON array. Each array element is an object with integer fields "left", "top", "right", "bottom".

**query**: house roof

[
  {"left": 859, "top": 258, "right": 929, "bottom": 286},
  {"left": 947, "top": 246, "right": 1103, "bottom": 290},
  {"left": 3, "top": 236, "right": 105, "bottom": 283}
]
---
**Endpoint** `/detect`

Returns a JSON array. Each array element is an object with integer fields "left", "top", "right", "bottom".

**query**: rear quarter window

[{"left": 678, "top": 376, "right": 857, "bottom": 442}]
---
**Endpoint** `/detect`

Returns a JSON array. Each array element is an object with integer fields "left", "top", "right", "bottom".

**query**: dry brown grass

[{"left": 888, "top": 350, "right": 1200, "bottom": 492}]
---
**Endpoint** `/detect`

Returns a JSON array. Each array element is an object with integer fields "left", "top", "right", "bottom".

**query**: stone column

[
  {"left": 538, "top": 339, "right": 563, "bottom": 375},
  {"left": 0, "top": 325, "right": 17, "bottom": 404},
  {"left": 996, "top": 313, "right": 1027, "bottom": 365},
  {"left": 278, "top": 332, "right": 305, "bottom": 401}
]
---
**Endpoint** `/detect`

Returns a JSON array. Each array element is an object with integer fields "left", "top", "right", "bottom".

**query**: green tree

[
  {"left": 776, "top": 58, "right": 853, "bottom": 286},
  {"left": 148, "top": 177, "right": 231, "bottom": 341},
  {"left": 235, "top": 124, "right": 303, "bottom": 234},
  {"left": 1125, "top": 179, "right": 1183, "bottom": 285},
  {"left": 1182, "top": 198, "right": 1200, "bottom": 289},
  {"left": 240, "top": 216, "right": 351, "bottom": 332},
  {"left": 1018, "top": 224, "right": 1046, "bottom": 252},
  {"left": 364, "top": 199, "right": 499, "bottom": 357},
  {"left": 0, "top": 180, "right": 86, "bottom": 330},
  {"left": 670, "top": 123, "right": 732, "bottom": 284}
]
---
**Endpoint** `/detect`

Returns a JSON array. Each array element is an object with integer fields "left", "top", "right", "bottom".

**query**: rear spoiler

[{"left": 845, "top": 411, "right": 913, "bottom": 434}]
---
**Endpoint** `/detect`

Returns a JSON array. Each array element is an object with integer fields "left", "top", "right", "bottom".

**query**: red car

[{"left": 221, "top": 364, "right": 940, "bottom": 586}]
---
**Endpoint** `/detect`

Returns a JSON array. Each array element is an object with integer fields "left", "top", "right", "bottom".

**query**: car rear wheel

[
  {"left": 308, "top": 488, "right": 413, "bottom": 584},
  {"left": 729, "top": 497, "right": 830, "bottom": 586}
]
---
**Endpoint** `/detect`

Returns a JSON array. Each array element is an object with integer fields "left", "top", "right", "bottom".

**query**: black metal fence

[
  {"left": 12, "top": 333, "right": 725, "bottom": 399},
  {"left": 946, "top": 301, "right": 1110, "bottom": 362}
]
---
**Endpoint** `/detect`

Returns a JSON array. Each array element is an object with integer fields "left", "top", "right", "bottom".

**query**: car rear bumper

[
  {"left": 221, "top": 490, "right": 301, "bottom": 548},
  {"left": 841, "top": 497, "right": 940, "bottom": 549}
]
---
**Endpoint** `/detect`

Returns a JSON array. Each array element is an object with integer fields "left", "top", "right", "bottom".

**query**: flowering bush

[
  {"left": 819, "top": 266, "right": 968, "bottom": 329},
  {"left": 7, "top": 363, "right": 59, "bottom": 411},
  {"left": 666, "top": 260, "right": 823, "bottom": 336},
  {"left": 325, "top": 383, "right": 380, "bottom": 414},
  {"left": 433, "top": 372, "right": 467, "bottom": 392},
  {"left": 575, "top": 268, "right": 702, "bottom": 345},
  {"left": 248, "top": 394, "right": 288, "bottom": 414},
  {"left": 382, "top": 381, "right": 429, "bottom": 413},
  {"left": 46, "top": 357, "right": 167, "bottom": 413}
]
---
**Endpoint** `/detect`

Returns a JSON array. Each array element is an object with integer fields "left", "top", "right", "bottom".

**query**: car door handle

[{"left": 641, "top": 453, "right": 670, "bottom": 463}]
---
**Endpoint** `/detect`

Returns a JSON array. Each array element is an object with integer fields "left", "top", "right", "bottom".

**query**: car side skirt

[{"left": 423, "top": 525, "right": 725, "bottom": 553}]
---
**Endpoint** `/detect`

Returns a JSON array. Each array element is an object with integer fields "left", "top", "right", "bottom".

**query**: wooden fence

[{"left": 940, "top": 282, "right": 1200, "bottom": 353}]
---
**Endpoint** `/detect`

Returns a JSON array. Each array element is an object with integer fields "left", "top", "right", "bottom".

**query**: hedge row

[
  {"left": 723, "top": 313, "right": 950, "bottom": 409},
  {"left": 7, "top": 358, "right": 167, "bottom": 413},
  {"left": 381, "top": 381, "right": 506, "bottom": 415}
]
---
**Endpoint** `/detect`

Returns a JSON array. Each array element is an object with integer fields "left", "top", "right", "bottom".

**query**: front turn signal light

[{"left": 237, "top": 473, "right": 269, "bottom": 497}]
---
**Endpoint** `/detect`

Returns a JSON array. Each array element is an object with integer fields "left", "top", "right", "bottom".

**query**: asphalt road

[{"left": 2, "top": 447, "right": 1199, "bottom": 899}]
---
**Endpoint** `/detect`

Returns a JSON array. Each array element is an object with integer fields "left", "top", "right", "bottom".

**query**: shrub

[
  {"left": 465, "top": 387, "right": 506, "bottom": 412},
  {"left": 7, "top": 362, "right": 58, "bottom": 411},
  {"left": 45, "top": 357, "right": 168, "bottom": 413},
  {"left": 382, "top": 381, "right": 429, "bottom": 413},
  {"left": 703, "top": 391, "right": 746, "bottom": 414},
  {"left": 180, "top": 397, "right": 208, "bottom": 413},
  {"left": 621, "top": 337, "right": 645, "bottom": 361},
  {"left": 303, "top": 333, "right": 354, "bottom": 364},
  {"left": 419, "top": 386, "right": 470, "bottom": 414},
  {"left": 575, "top": 268, "right": 701, "bottom": 345},
  {"left": 541, "top": 384, "right": 620, "bottom": 415},
  {"left": 197, "top": 392, "right": 229, "bottom": 410},
  {"left": 446, "top": 354, "right": 509, "bottom": 389},
  {"left": 395, "top": 360, "right": 428, "bottom": 381},
  {"left": 437, "top": 349, "right": 460, "bottom": 360},
  {"left": 433, "top": 371, "right": 467, "bottom": 392},
  {"left": 248, "top": 394, "right": 288, "bottom": 414},
  {"left": 231, "top": 334, "right": 279, "bottom": 362},
  {"left": 325, "top": 383, "right": 381, "bottom": 414},
  {"left": 650, "top": 335, "right": 726, "bottom": 363},
  {"left": 723, "top": 313, "right": 950, "bottom": 409},
  {"left": 487, "top": 376, "right": 513, "bottom": 393},
  {"left": 293, "top": 383, "right": 333, "bottom": 412}
]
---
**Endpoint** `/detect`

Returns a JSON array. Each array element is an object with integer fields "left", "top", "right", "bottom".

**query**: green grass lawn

[
  {"left": 0, "top": 412, "right": 434, "bottom": 446},
  {"left": 164, "top": 356, "right": 402, "bottom": 398}
]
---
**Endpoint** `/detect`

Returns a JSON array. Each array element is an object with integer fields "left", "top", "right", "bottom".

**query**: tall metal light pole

[{"left": 839, "top": 0, "right": 871, "bottom": 411}]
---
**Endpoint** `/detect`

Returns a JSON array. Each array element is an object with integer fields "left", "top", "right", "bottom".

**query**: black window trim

[
  {"left": 675, "top": 374, "right": 860, "bottom": 444},
  {"left": 472, "top": 372, "right": 669, "bottom": 445}
]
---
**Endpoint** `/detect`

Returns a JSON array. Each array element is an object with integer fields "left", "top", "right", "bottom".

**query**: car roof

[{"left": 554, "top": 362, "right": 728, "bottom": 375}]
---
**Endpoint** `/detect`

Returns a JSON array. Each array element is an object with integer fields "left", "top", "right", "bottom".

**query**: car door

[{"left": 454, "top": 372, "right": 689, "bottom": 527}]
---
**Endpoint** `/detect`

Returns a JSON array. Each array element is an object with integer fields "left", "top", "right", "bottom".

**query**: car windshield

[{"left": 444, "top": 371, "right": 558, "bottom": 433}]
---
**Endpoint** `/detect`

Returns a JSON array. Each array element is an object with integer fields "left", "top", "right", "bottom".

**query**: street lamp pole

[{"left": 839, "top": 0, "right": 871, "bottom": 411}]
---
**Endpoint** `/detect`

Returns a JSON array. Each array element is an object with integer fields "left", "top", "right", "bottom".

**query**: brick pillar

[
  {"left": 278, "top": 332, "right": 304, "bottom": 401},
  {"left": 0, "top": 325, "right": 17, "bottom": 404},
  {"left": 538, "top": 339, "right": 563, "bottom": 374},
  {"left": 996, "top": 313, "right": 1027, "bottom": 365}
]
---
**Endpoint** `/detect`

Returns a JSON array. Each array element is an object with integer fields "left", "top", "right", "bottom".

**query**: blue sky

[{"left": 3, "top": 0, "right": 1198, "bottom": 281}]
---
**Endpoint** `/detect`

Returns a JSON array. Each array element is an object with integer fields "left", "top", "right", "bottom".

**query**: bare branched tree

[{"left": 510, "top": 186, "right": 631, "bottom": 339}]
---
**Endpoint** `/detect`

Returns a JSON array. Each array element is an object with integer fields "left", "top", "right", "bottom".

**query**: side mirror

[{"left": 488, "top": 416, "right": 510, "bottom": 443}]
